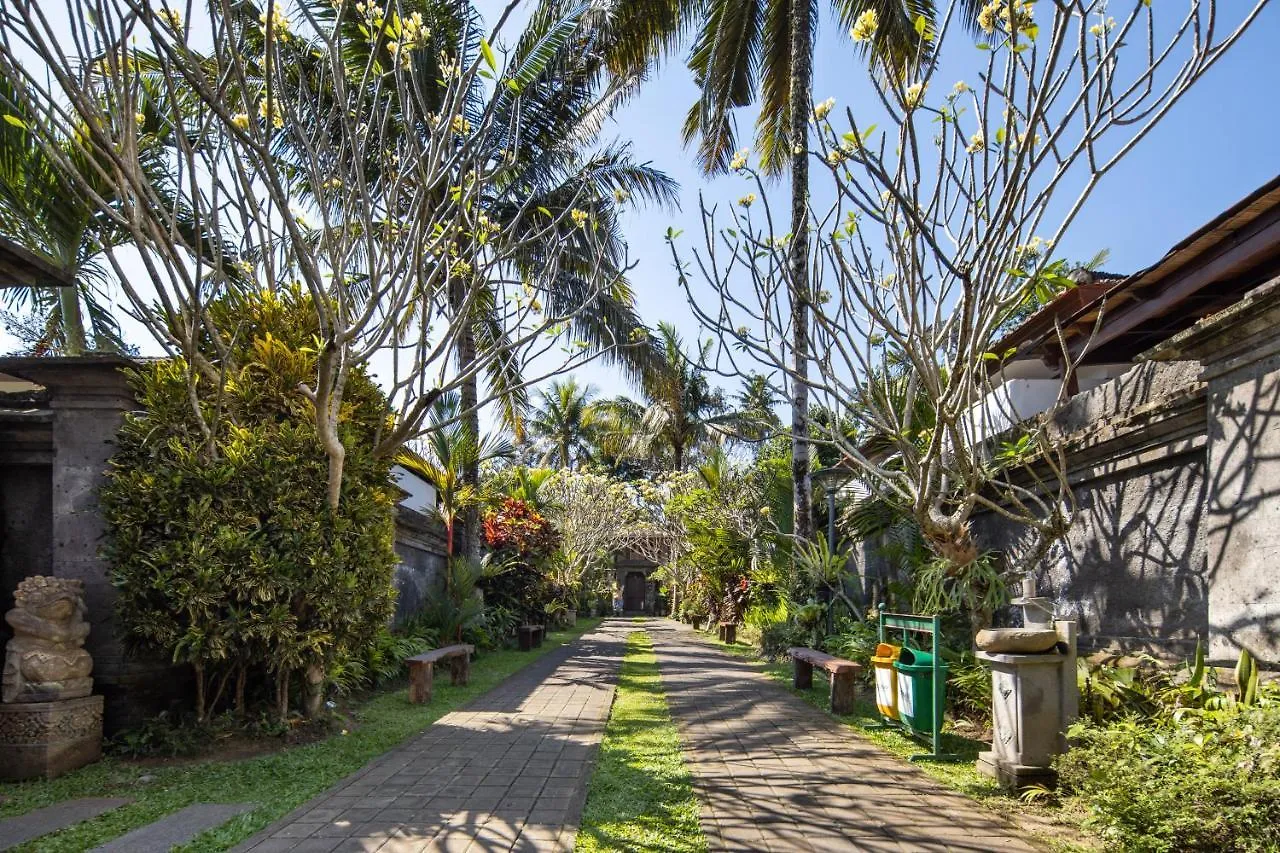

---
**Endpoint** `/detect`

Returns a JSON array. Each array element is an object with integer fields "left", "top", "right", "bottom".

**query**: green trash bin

[{"left": 894, "top": 647, "right": 948, "bottom": 734}]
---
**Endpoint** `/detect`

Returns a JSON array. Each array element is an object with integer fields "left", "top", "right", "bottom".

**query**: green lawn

[
  {"left": 699, "top": 626, "right": 1099, "bottom": 853},
  {"left": 0, "top": 618, "right": 602, "bottom": 853},
  {"left": 575, "top": 631, "right": 705, "bottom": 853}
]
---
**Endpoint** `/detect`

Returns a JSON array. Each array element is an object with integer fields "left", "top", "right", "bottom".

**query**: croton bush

[
  {"left": 480, "top": 496, "right": 559, "bottom": 627},
  {"left": 102, "top": 288, "right": 398, "bottom": 721}
]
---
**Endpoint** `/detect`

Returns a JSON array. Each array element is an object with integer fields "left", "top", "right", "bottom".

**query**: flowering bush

[{"left": 483, "top": 497, "right": 558, "bottom": 558}]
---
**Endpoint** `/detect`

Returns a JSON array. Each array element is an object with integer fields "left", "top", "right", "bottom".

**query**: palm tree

[
  {"left": 527, "top": 378, "right": 600, "bottom": 469},
  {"left": 401, "top": 391, "right": 515, "bottom": 561},
  {"left": 595, "top": 322, "right": 733, "bottom": 471},
  {"left": 230, "top": 0, "right": 678, "bottom": 554},
  {"left": 0, "top": 78, "right": 127, "bottom": 354},
  {"left": 598, "top": 0, "right": 961, "bottom": 542},
  {"left": 451, "top": 3, "right": 679, "bottom": 557},
  {"left": 731, "top": 372, "right": 782, "bottom": 449}
]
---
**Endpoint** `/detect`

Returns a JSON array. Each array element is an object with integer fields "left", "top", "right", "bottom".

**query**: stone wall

[
  {"left": 391, "top": 508, "right": 449, "bottom": 626},
  {"left": 1149, "top": 275, "right": 1280, "bottom": 664},
  {"left": 972, "top": 360, "right": 1211, "bottom": 659},
  {"left": 0, "top": 358, "right": 188, "bottom": 732}
]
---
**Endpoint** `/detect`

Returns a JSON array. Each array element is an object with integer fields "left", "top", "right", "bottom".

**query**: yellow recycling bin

[{"left": 871, "top": 642, "right": 902, "bottom": 719}]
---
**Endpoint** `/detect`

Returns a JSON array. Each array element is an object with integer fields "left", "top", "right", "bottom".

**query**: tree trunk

[
  {"left": 788, "top": 0, "right": 814, "bottom": 545},
  {"left": 453, "top": 281, "right": 481, "bottom": 562},
  {"left": 303, "top": 662, "right": 325, "bottom": 717},
  {"left": 57, "top": 285, "right": 86, "bottom": 355}
]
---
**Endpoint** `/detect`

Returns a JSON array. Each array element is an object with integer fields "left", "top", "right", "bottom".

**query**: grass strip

[
  {"left": 575, "top": 631, "right": 705, "bottom": 853},
  {"left": 0, "top": 618, "right": 603, "bottom": 852},
  {"left": 702, "top": 628, "right": 1098, "bottom": 853}
]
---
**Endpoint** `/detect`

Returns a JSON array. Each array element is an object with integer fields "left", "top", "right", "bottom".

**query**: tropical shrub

[
  {"left": 483, "top": 496, "right": 558, "bottom": 555},
  {"left": 481, "top": 496, "right": 558, "bottom": 626},
  {"left": 329, "top": 623, "right": 440, "bottom": 695},
  {"left": 1058, "top": 699, "right": 1280, "bottom": 852},
  {"left": 102, "top": 289, "right": 398, "bottom": 721}
]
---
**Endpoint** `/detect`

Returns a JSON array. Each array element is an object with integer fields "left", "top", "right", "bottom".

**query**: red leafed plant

[{"left": 483, "top": 497, "right": 559, "bottom": 558}]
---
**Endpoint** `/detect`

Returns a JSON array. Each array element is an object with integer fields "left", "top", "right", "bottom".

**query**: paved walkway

[
  {"left": 235, "top": 622, "right": 633, "bottom": 853},
  {"left": 649, "top": 621, "right": 1040, "bottom": 852}
]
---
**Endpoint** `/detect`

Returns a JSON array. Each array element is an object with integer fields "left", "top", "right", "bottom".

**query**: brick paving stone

[
  {"left": 649, "top": 620, "right": 1044, "bottom": 853},
  {"left": 235, "top": 622, "right": 632, "bottom": 853},
  {"left": 0, "top": 798, "right": 131, "bottom": 850}
]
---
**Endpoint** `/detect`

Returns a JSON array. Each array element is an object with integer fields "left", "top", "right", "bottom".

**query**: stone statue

[{"left": 3, "top": 576, "right": 93, "bottom": 704}]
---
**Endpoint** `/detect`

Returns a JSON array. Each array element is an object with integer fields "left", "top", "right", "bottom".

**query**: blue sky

[
  {"left": 519, "top": 1, "right": 1280, "bottom": 403},
  {"left": 5, "top": 1, "right": 1277, "bottom": 418}
]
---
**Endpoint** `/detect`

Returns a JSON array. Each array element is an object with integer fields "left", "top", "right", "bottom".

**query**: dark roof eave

[{"left": 0, "top": 238, "right": 74, "bottom": 289}]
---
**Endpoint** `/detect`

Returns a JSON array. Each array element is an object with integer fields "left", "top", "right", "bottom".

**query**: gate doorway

[{"left": 623, "top": 571, "right": 647, "bottom": 614}]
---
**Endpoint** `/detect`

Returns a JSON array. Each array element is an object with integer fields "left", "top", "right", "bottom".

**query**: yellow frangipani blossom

[
  {"left": 729, "top": 148, "right": 750, "bottom": 171},
  {"left": 813, "top": 97, "right": 836, "bottom": 122},
  {"left": 231, "top": 113, "right": 251, "bottom": 131},
  {"left": 450, "top": 114, "right": 471, "bottom": 135},
  {"left": 159, "top": 8, "right": 182, "bottom": 29},
  {"left": 258, "top": 97, "right": 284, "bottom": 128},
  {"left": 850, "top": 9, "right": 879, "bottom": 42},
  {"left": 570, "top": 208, "right": 589, "bottom": 228},
  {"left": 738, "top": 193, "right": 757, "bottom": 208},
  {"left": 966, "top": 132, "right": 985, "bottom": 153},
  {"left": 953, "top": 81, "right": 970, "bottom": 96},
  {"left": 903, "top": 83, "right": 926, "bottom": 109}
]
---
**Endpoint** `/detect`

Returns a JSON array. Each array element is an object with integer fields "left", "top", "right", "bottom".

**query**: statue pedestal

[{"left": 0, "top": 695, "right": 104, "bottom": 780}]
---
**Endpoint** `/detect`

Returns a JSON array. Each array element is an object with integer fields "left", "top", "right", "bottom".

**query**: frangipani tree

[
  {"left": 538, "top": 469, "right": 644, "bottom": 603},
  {"left": 672, "top": 0, "right": 1267, "bottom": 627},
  {"left": 0, "top": 0, "right": 632, "bottom": 506}
]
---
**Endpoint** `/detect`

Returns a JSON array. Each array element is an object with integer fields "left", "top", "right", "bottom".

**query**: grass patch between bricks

[
  {"left": 575, "top": 630, "right": 705, "bottom": 853},
  {"left": 0, "top": 618, "right": 602, "bottom": 853}
]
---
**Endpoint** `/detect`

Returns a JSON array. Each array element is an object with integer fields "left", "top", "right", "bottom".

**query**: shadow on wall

[
  {"left": 972, "top": 360, "right": 1214, "bottom": 660},
  {"left": 1203, "top": 367, "right": 1280, "bottom": 663}
]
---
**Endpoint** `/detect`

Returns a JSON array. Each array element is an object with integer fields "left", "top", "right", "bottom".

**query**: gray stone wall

[
  {"left": 0, "top": 358, "right": 189, "bottom": 732},
  {"left": 391, "top": 508, "right": 449, "bottom": 626},
  {"left": 1151, "top": 275, "right": 1280, "bottom": 664},
  {"left": 972, "top": 360, "right": 1211, "bottom": 659}
]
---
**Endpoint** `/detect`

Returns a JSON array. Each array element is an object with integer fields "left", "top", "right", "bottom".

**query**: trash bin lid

[
  {"left": 871, "top": 643, "right": 901, "bottom": 663},
  {"left": 895, "top": 647, "right": 948, "bottom": 672}
]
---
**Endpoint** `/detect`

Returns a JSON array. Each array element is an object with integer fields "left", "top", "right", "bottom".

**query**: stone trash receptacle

[
  {"left": 0, "top": 576, "right": 105, "bottom": 780},
  {"left": 974, "top": 578, "right": 1078, "bottom": 789}
]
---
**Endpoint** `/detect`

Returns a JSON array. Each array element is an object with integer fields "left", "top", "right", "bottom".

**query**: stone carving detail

[
  {"left": 3, "top": 576, "right": 94, "bottom": 704},
  {"left": 0, "top": 698, "right": 103, "bottom": 744}
]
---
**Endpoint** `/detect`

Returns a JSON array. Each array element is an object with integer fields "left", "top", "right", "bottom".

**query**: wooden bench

[
  {"left": 517, "top": 624, "right": 544, "bottom": 651},
  {"left": 788, "top": 647, "right": 862, "bottom": 715},
  {"left": 407, "top": 644, "right": 474, "bottom": 704},
  {"left": 718, "top": 622, "right": 738, "bottom": 644}
]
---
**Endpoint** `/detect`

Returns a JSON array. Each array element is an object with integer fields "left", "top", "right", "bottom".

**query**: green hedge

[{"left": 101, "top": 289, "right": 398, "bottom": 720}]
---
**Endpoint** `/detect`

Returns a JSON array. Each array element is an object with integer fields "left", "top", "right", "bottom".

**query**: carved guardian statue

[{"left": 3, "top": 576, "right": 94, "bottom": 703}]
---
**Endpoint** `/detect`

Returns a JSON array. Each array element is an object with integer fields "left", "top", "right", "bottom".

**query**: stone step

[
  {"left": 0, "top": 797, "right": 131, "bottom": 850},
  {"left": 91, "top": 802, "right": 255, "bottom": 852}
]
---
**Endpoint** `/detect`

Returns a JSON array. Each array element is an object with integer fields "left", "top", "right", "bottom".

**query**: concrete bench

[
  {"left": 518, "top": 624, "right": 544, "bottom": 651},
  {"left": 717, "top": 622, "right": 738, "bottom": 644},
  {"left": 407, "top": 644, "right": 474, "bottom": 704},
  {"left": 788, "top": 647, "right": 862, "bottom": 715}
]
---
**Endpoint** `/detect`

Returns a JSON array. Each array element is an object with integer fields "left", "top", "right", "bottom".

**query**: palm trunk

[
  {"left": 788, "top": 0, "right": 814, "bottom": 544},
  {"left": 450, "top": 272, "right": 481, "bottom": 562},
  {"left": 458, "top": 331, "right": 481, "bottom": 562},
  {"left": 58, "top": 285, "right": 86, "bottom": 355}
]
